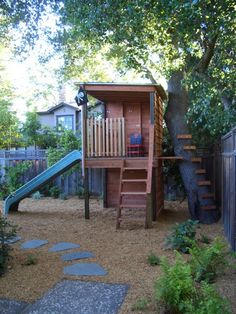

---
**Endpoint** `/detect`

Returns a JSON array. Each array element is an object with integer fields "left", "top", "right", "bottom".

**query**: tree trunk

[{"left": 164, "top": 71, "right": 220, "bottom": 223}]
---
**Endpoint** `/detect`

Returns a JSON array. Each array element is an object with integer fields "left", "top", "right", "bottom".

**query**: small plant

[
  {"left": 59, "top": 193, "right": 68, "bottom": 200},
  {"left": 147, "top": 252, "right": 161, "bottom": 266},
  {"left": 23, "top": 254, "right": 38, "bottom": 266},
  {"left": 32, "top": 191, "right": 42, "bottom": 200},
  {"left": 164, "top": 219, "right": 199, "bottom": 253},
  {"left": 189, "top": 238, "right": 229, "bottom": 283},
  {"left": 77, "top": 187, "right": 84, "bottom": 199},
  {"left": 49, "top": 186, "right": 61, "bottom": 198},
  {"left": 131, "top": 298, "right": 149, "bottom": 311},
  {"left": 155, "top": 252, "right": 231, "bottom": 314},
  {"left": 0, "top": 216, "right": 18, "bottom": 276},
  {"left": 200, "top": 233, "right": 212, "bottom": 244}
]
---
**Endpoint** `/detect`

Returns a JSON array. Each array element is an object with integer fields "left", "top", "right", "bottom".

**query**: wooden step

[
  {"left": 183, "top": 145, "right": 196, "bottom": 150},
  {"left": 196, "top": 169, "right": 206, "bottom": 174},
  {"left": 122, "top": 179, "right": 147, "bottom": 183},
  {"left": 118, "top": 217, "right": 145, "bottom": 223},
  {"left": 198, "top": 180, "right": 211, "bottom": 186},
  {"left": 191, "top": 157, "right": 202, "bottom": 163},
  {"left": 121, "top": 192, "right": 147, "bottom": 195},
  {"left": 120, "top": 204, "right": 146, "bottom": 209},
  {"left": 177, "top": 134, "right": 192, "bottom": 139},
  {"left": 201, "top": 193, "right": 214, "bottom": 199},
  {"left": 124, "top": 167, "right": 147, "bottom": 171},
  {"left": 200, "top": 205, "right": 217, "bottom": 211}
]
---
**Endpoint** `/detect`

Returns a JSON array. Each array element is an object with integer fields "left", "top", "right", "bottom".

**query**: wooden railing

[{"left": 86, "top": 117, "right": 125, "bottom": 157}]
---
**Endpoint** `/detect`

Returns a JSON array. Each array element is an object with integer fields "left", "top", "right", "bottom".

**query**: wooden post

[{"left": 84, "top": 168, "right": 90, "bottom": 219}]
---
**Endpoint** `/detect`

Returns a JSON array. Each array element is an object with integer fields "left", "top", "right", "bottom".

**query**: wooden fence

[
  {"left": 0, "top": 149, "right": 103, "bottom": 197},
  {"left": 221, "top": 127, "right": 236, "bottom": 251},
  {"left": 86, "top": 117, "right": 125, "bottom": 157}
]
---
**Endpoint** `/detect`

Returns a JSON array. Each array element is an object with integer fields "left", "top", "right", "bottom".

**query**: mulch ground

[{"left": 0, "top": 197, "right": 235, "bottom": 313}]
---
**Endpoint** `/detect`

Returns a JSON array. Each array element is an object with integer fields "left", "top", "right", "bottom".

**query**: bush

[
  {"left": 155, "top": 253, "right": 231, "bottom": 314},
  {"left": 189, "top": 238, "right": 229, "bottom": 283},
  {"left": 0, "top": 216, "right": 18, "bottom": 276},
  {"left": 49, "top": 186, "right": 61, "bottom": 198},
  {"left": 5, "top": 161, "right": 32, "bottom": 193},
  {"left": 31, "top": 191, "right": 42, "bottom": 200},
  {"left": 164, "top": 219, "right": 199, "bottom": 253},
  {"left": 147, "top": 252, "right": 161, "bottom": 266},
  {"left": 59, "top": 193, "right": 68, "bottom": 200},
  {"left": 23, "top": 254, "right": 38, "bottom": 266}
]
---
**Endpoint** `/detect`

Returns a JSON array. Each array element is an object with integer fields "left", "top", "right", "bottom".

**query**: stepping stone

[
  {"left": 4, "top": 235, "right": 21, "bottom": 244},
  {"left": 23, "top": 280, "right": 129, "bottom": 314},
  {"left": 63, "top": 263, "right": 107, "bottom": 276},
  {"left": 49, "top": 242, "right": 80, "bottom": 252},
  {"left": 0, "top": 298, "right": 29, "bottom": 314},
  {"left": 61, "top": 251, "right": 95, "bottom": 262},
  {"left": 21, "top": 240, "right": 48, "bottom": 250}
]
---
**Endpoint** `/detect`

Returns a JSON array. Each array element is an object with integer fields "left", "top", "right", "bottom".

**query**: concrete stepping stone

[
  {"left": 61, "top": 251, "right": 95, "bottom": 262},
  {"left": 63, "top": 263, "right": 107, "bottom": 276},
  {"left": 21, "top": 240, "right": 48, "bottom": 250},
  {"left": 0, "top": 298, "right": 29, "bottom": 314},
  {"left": 4, "top": 235, "right": 21, "bottom": 244},
  {"left": 23, "top": 280, "right": 129, "bottom": 314},
  {"left": 49, "top": 242, "right": 80, "bottom": 252}
]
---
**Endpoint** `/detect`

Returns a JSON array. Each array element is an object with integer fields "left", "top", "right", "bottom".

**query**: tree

[
  {"left": 22, "top": 110, "right": 42, "bottom": 148},
  {"left": 56, "top": 0, "right": 235, "bottom": 223}
]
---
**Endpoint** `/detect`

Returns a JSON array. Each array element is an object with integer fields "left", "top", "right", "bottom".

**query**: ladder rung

[
  {"left": 120, "top": 204, "right": 146, "bottom": 209},
  {"left": 200, "top": 205, "right": 217, "bottom": 211},
  {"left": 198, "top": 180, "right": 211, "bottom": 186},
  {"left": 177, "top": 134, "right": 192, "bottom": 139},
  {"left": 201, "top": 193, "right": 214, "bottom": 199},
  {"left": 122, "top": 179, "right": 147, "bottom": 183},
  {"left": 118, "top": 217, "right": 145, "bottom": 223},
  {"left": 196, "top": 169, "right": 206, "bottom": 174},
  {"left": 191, "top": 157, "right": 202, "bottom": 163},
  {"left": 124, "top": 167, "right": 147, "bottom": 171},
  {"left": 183, "top": 145, "right": 196, "bottom": 150},
  {"left": 121, "top": 192, "right": 147, "bottom": 195}
]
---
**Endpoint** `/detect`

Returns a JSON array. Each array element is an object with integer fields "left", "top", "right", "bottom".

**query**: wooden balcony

[{"left": 86, "top": 117, "right": 125, "bottom": 157}]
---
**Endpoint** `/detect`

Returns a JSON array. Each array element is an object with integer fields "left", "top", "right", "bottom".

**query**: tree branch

[{"left": 195, "top": 35, "right": 218, "bottom": 74}]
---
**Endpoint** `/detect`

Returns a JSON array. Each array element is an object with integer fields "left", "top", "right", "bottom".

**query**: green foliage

[
  {"left": 131, "top": 298, "right": 149, "bottom": 311},
  {"left": 0, "top": 216, "right": 18, "bottom": 276},
  {"left": 147, "top": 252, "right": 161, "bottom": 266},
  {"left": 31, "top": 191, "right": 42, "bottom": 200},
  {"left": 22, "top": 110, "right": 42, "bottom": 148},
  {"left": 200, "top": 234, "right": 211, "bottom": 244},
  {"left": 49, "top": 186, "right": 61, "bottom": 199},
  {"left": 155, "top": 253, "right": 231, "bottom": 314},
  {"left": 23, "top": 254, "right": 38, "bottom": 266},
  {"left": 5, "top": 161, "right": 32, "bottom": 195},
  {"left": 189, "top": 238, "right": 229, "bottom": 283},
  {"left": 155, "top": 254, "right": 196, "bottom": 312},
  {"left": 77, "top": 187, "right": 85, "bottom": 199},
  {"left": 36, "top": 126, "right": 58, "bottom": 149},
  {"left": 164, "top": 220, "right": 199, "bottom": 253}
]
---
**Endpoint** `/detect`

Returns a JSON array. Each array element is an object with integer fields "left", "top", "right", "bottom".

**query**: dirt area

[{"left": 0, "top": 197, "right": 235, "bottom": 313}]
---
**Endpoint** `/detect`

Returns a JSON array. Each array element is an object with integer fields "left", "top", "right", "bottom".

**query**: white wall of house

[{"left": 38, "top": 114, "right": 54, "bottom": 128}]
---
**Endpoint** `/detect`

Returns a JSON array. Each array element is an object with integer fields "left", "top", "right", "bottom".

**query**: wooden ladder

[{"left": 116, "top": 125, "right": 154, "bottom": 228}]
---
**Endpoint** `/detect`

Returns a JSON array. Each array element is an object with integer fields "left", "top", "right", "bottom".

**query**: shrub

[
  {"left": 31, "top": 191, "right": 42, "bottom": 200},
  {"left": 164, "top": 219, "right": 199, "bottom": 253},
  {"left": 5, "top": 161, "right": 32, "bottom": 193},
  {"left": 147, "top": 252, "right": 161, "bottom": 266},
  {"left": 189, "top": 238, "right": 229, "bottom": 283},
  {"left": 155, "top": 252, "right": 231, "bottom": 314},
  {"left": 0, "top": 216, "right": 18, "bottom": 276},
  {"left": 200, "top": 234, "right": 212, "bottom": 244},
  {"left": 49, "top": 186, "right": 61, "bottom": 198},
  {"left": 59, "top": 193, "right": 68, "bottom": 200}
]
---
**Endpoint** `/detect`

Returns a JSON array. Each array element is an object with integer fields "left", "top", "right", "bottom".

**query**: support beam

[{"left": 84, "top": 168, "right": 90, "bottom": 219}]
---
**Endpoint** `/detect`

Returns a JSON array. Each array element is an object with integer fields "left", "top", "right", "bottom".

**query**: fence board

[{"left": 222, "top": 126, "right": 236, "bottom": 251}]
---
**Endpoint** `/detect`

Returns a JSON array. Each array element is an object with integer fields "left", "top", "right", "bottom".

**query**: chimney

[{"left": 58, "top": 85, "right": 66, "bottom": 103}]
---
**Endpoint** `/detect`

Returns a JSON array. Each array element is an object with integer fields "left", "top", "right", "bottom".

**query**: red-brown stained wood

[
  {"left": 196, "top": 169, "right": 206, "bottom": 174},
  {"left": 177, "top": 134, "right": 192, "bottom": 139},
  {"left": 183, "top": 145, "right": 197, "bottom": 150},
  {"left": 191, "top": 157, "right": 202, "bottom": 163},
  {"left": 200, "top": 205, "right": 217, "bottom": 211},
  {"left": 201, "top": 193, "right": 214, "bottom": 199},
  {"left": 198, "top": 180, "right": 212, "bottom": 186}
]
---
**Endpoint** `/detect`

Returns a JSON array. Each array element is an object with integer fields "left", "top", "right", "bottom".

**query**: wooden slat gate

[{"left": 222, "top": 127, "right": 236, "bottom": 251}]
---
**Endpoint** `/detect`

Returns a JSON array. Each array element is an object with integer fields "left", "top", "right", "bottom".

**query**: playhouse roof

[{"left": 76, "top": 83, "right": 167, "bottom": 103}]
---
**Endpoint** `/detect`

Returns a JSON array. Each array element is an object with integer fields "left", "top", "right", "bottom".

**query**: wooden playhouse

[{"left": 80, "top": 83, "right": 167, "bottom": 228}]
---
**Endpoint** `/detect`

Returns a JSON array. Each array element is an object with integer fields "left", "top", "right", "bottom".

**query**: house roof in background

[
  {"left": 76, "top": 82, "right": 167, "bottom": 103},
  {"left": 37, "top": 102, "right": 79, "bottom": 115}
]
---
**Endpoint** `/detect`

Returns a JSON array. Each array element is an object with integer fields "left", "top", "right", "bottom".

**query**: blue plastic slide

[{"left": 3, "top": 150, "right": 82, "bottom": 215}]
